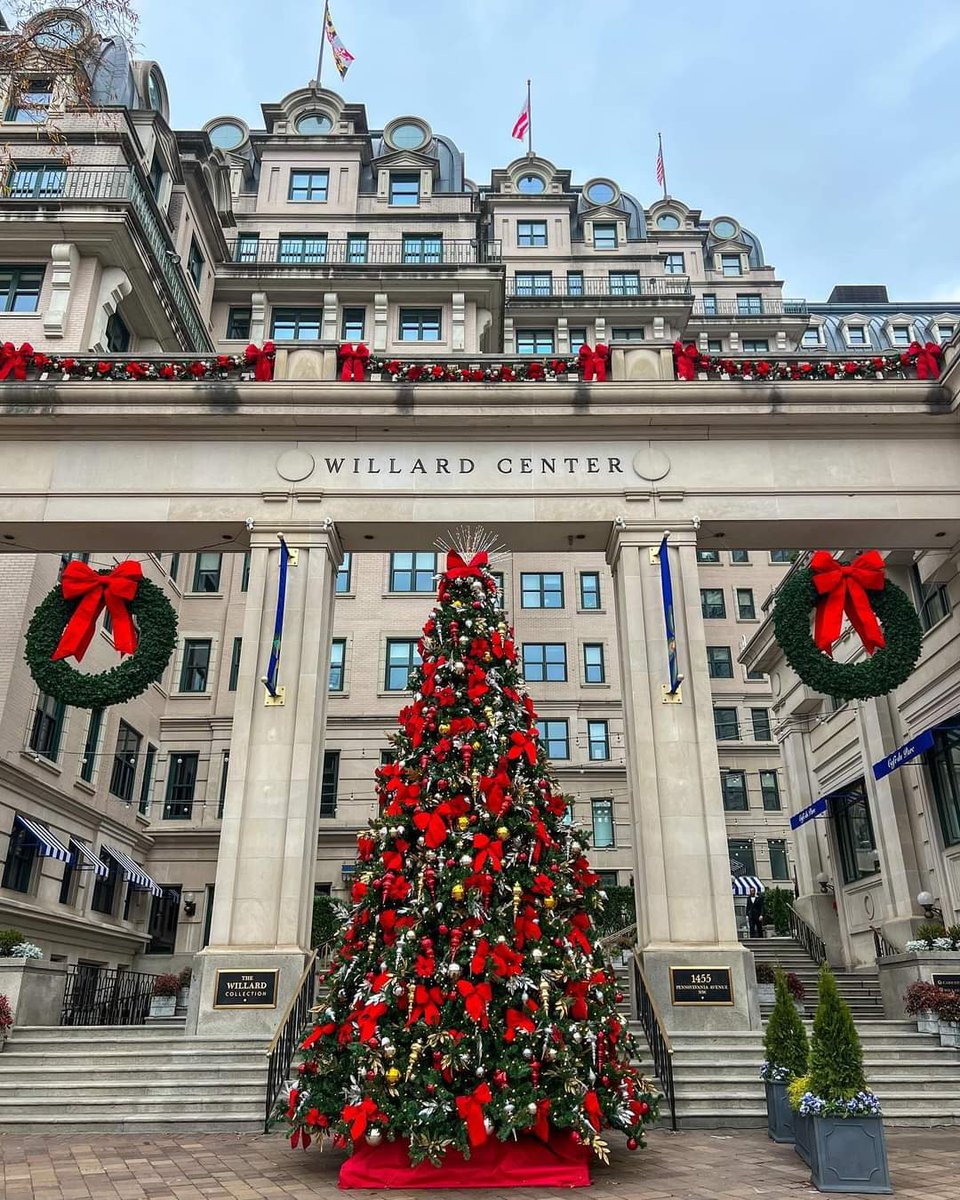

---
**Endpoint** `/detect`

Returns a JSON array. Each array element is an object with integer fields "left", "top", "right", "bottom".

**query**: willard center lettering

[{"left": 321, "top": 456, "right": 624, "bottom": 476}]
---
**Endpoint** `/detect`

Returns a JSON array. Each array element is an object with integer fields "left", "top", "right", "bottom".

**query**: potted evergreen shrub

[
  {"left": 904, "top": 980, "right": 948, "bottom": 1034},
  {"left": 177, "top": 966, "right": 192, "bottom": 1009},
  {"left": 149, "top": 973, "right": 181, "bottom": 1019},
  {"left": 934, "top": 990, "right": 960, "bottom": 1049},
  {"left": 791, "top": 964, "right": 891, "bottom": 1194},
  {"left": 761, "top": 967, "right": 809, "bottom": 1143},
  {"left": 763, "top": 887, "right": 792, "bottom": 937},
  {"left": 756, "top": 961, "right": 776, "bottom": 1005}
]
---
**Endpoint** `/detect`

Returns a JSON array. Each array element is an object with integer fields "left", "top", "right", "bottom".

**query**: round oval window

[
  {"left": 656, "top": 213, "right": 680, "bottom": 230},
  {"left": 586, "top": 181, "right": 616, "bottom": 205},
  {"left": 147, "top": 71, "right": 163, "bottom": 112},
  {"left": 390, "top": 122, "right": 427, "bottom": 149},
  {"left": 296, "top": 113, "right": 333, "bottom": 134},
  {"left": 517, "top": 174, "right": 545, "bottom": 194},
  {"left": 208, "top": 122, "right": 245, "bottom": 151},
  {"left": 713, "top": 218, "right": 738, "bottom": 238}
]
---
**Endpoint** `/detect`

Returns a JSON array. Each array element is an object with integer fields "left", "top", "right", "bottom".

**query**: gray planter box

[
  {"left": 939, "top": 1020, "right": 960, "bottom": 1049},
  {"left": 809, "top": 1114, "right": 892, "bottom": 1194},
  {"left": 149, "top": 995, "right": 176, "bottom": 1019},
  {"left": 793, "top": 1111, "right": 813, "bottom": 1166},
  {"left": 918, "top": 1010, "right": 939, "bottom": 1035},
  {"left": 757, "top": 984, "right": 775, "bottom": 1005},
  {"left": 765, "top": 1081, "right": 795, "bottom": 1144}
]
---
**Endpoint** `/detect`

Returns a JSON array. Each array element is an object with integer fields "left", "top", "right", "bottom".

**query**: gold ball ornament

[
  {"left": 452, "top": 883, "right": 466, "bottom": 901},
  {"left": 457, "top": 815, "right": 470, "bottom": 831},
  {"left": 385, "top": 1067, "right": 401, "bottom": 1086},
  {"left": 439, "top": 723, "right": 451, "bottom": 735},
  {"left": 472, "top": 740, "right": 481, "bottom": 750},
  {"left": 496, "top": 826, "right": 509, "bottom": 840},
  {"left": 543, "top": 896, "right": 557, "bottom": 910}
]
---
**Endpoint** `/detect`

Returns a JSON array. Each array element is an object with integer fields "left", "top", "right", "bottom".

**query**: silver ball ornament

[
  {"left": 527, "top": 1102, "right": 538, "bottom": 1114},
  {"left": 365, "top": 1128, "right": 383, "bottom": 1146},
  {"left": 522, "top": 1047, "right": 533, "bottom": 1060},
  {"left": 447, "top": 962, "right": 462, "bottom": 979}
]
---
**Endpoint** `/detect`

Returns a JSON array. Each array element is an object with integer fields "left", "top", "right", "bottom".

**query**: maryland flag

[{"left": 324, "top": 4, "right": 355, "bottom": 79}]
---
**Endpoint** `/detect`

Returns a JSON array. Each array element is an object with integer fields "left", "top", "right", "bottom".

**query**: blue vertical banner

[
  {"left": 263, "top": 535, "right": 290, "bottom": 698},
  {"left": 658, "top": 533, "right": 684, "bottom": 695}
]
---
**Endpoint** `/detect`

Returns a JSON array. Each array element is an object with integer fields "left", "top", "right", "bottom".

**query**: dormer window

[
  {"left": 890, "top": 324, "right": 911, "bottom": 347},
  {"left": 847, "top": 325, "right": 867, "bottom": 346},
  {"left": 517, "top": 174, "right": 545, "bottom": 194},
  {"left": 720, "top": 253, "right": 742, "bottom": 277},
  {"left": 592, "top": 223, "right": 617, "bottom": 250},
  {"left": 656, "top": 213, "right": 680, "bottom": 230},
  {"left": 389, "top": 172, "right": 420, "bottom": 206},
  {"left": 937, "top": 323, "right": 955, "bottom": 344},
  {"left": 6, "top": 78, "right": 53, "bottom": 123},
  {"left": 801, "top": 327, "right": 822, "bottom": 348}
]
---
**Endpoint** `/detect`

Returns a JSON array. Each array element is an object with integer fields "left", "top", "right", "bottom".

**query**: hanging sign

[
  {"left": 872, "top": 729, "right": 934, "bottom": 780},
  {"left": 790, "top": 796, "right": 828, "bottom": 831}
]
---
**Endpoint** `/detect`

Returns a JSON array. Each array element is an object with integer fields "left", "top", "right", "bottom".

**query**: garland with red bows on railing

[
  {"left": 672, "top": 340, "right": 943, "bottom": 382},
  {"left": 0, "top": 342, "right": 276, "bottom": 383}
]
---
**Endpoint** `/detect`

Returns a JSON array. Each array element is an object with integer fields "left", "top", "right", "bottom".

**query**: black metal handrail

[
  {"left": 788, "top": 905, "right": 827, "bottom": 965},
  {"left": 871, "top": 926, "right": 901, "bottom": 959},
  {"left": 691, "top": 298, "right": 808, "bottom": 317},
  {"left": 507, "top": 276, "right": 691, "bottom": 299},
  {"left": 632, "top": 950, "right": 677, "bottom": 1131},
  {"left": 226, "top": 239, "right": 502, "bottom": 267},
  {"left": 60, "top": 964, "right": 158, "bottom": 1026},
  {"left": 264, "top": 951, "right": 318, "bottom": 1130}
]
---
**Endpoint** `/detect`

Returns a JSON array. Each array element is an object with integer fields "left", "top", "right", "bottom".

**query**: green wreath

[
  {"left": 25, "top": 574, "right": 178, "bottom": 708},
  {"left": 772, "top": 568, "right": 922, "bottom": 702}
]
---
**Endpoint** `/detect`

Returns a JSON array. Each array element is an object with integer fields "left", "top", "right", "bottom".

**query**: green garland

[
  {"left": 772, "top": 568, "right": 922, "bottom": 702},
  {"left": 25, "top": 574, "right": 178, "bottom": 709}
]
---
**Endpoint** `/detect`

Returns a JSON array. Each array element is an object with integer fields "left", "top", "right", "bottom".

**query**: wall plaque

[
  {"left": 932, "top": 974, "right": 960, "bottom": 993},
  {"left": 213, "top": 968, "right": 279, "bottom": 1009},
  {"left": 670, "top": 966, "right": 734, "bottom": 1006}
]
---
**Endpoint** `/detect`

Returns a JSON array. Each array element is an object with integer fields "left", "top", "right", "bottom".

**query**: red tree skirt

[{"left": 339, "top": 1132, "right": 591, "bottom": 1189}]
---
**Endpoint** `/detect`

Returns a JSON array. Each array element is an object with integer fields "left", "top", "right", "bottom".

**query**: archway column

[
  {"left": 607, "top": 521, "right": 760, "bottom": 1031},
  {"left": 188, "top": 522, "right": 342, "bottom": 1037}
]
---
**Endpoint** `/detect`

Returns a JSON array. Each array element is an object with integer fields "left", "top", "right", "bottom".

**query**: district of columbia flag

[
  {"left": 512, "top": 93, "right": 530, "bottom": 141},
  {"left": 324, "top": 4, "right": 355, "bottom": 79}
]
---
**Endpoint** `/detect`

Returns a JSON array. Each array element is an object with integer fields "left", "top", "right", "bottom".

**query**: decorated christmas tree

[{"left": 282, "top": 537, "right": 659, "bottom": 1187}]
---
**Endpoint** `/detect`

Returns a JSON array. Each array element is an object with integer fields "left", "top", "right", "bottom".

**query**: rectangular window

[
  {"left": 721, "top": 770, "right": 748, "bottom": 811},
  {"left": 187, "top": 238, "right": 204, "bottom": 288},
  {"left": 398, "top": 307, "right": 441, "bottom": 341},
  {"left": 234, "top": 232, "right": 260, "bottom": 263},
  {"left": 139, "top": 744, "right": 157, "bottom": 815},
  {"left": 569, "top": 327, "right": 587, "bottom": 353},
  {"left": 707, "top": 646, "right": 734, "bottom": 678},
  {"left": 514, "top": 271, "right": 552, "bottom": 296},
  {"left": 566, "top": 271, "right": 584, "bottom": 296},
  {"left": 521, "top": 572, "right": 563, "bottom": 609},
  {"left": 713, "top": 707, "right": 739, "bottom": 740},
  {"left": 278, "top": 233, "right": 327, "bottom": 264},
  {"left": 390, "top": 551, "right": 436, "bottom": 592},
  {"left": 891, "top": 325, "right": 911, "bottom": 346},
  {"left": 341, "top": 307, "right": 366, "bottom": 341},
  {"left": 164, "top": 752, "right": 199, "bottom": 819},
  {"left": 610, "top": 327, "right": 644, "bottom": 342},
  {"left": 746, "top": 666, "right": 766, "bottom": 681},
  {"left": 720, "top": 253, "right": 742, "bottom": 276},
  {"left": 588, "top": 720, "right": 610, "bottom": 761},
  {"left": 402, "top": 234, "right": 442, "bottom": 264},
  {"left": 217, "top": 749, "right": 230, "bottom": 818},
  {"left": 760, "top": 770, "right": 781, "bottom": 811},
  {"left": 329, "top": 638, "right": 346, "bottom": 692},
  {"left": 105, "top": 313, "right": 130, "bottom": 353},
  {"left": 227, "top": 306, "right": 252, "bottom": 341},
  {"left": 707, "top": 338, "right": 723, "bottom": 353},
  {"left": 271, "top": 308, "right": 323, "bottom": 341},
  {"left": 801, "top": 328, "right": 821, "bottom": 347},
  {"left": 91, "top": 849, "right": 120, "bottom": 914},
  {"left": 346, "top": 233, "right": 368, "bottom": 263},
  {"left": 385, "top": 639, "right": 421, "bottom": 691},
  {"left": 320, "top": 749, "right": 339, "bottom": 816},
  {"left": 847, "top": 325, "right": 867, "bottom": 346},
  {"left": 609, "top": 271, "right": 640, "bottom": 295},
  {"left": 728, "top": 838, "right": 756, "bottom": 877},
  {"left": 179, "top": 638, "right": 212, "bottom": 693},
  {"left": 1, "top": 821, "right": 37, "bottom": 893},
  {"left": 146, "top": 886, "right": 181, "bottom": 955},
  {"left": 697, "top": 549, "right": 721, "bottom": 563},
  {"left": 289, "top": 169, "right": 329, "bottom": 201},
  {"left": 591, "top": 797, "right": 615, "bottom": 847},
  {"left": 228, "top": 637, "right": 242, "bottom": 691},
  {"left": 928, "top": 726, "right": 960, "bottom": 847},
  {"left": 701, "top": 588, "right": 726, "bottom": 619},
  {"left": 736, "top": 294, "right": 763, "bottom": 316},
  {"left": 768, "top": 839, "right": 790, "bottom": 881},
  {"left": 0, "top": 266, "right": 43, "bottom": 313},
  {"left": 937, "top": 324, "right": 955, "bottom": 344},
  {"left": 109, "top": 721, "right": 141, "bottom": 804},
  {"left": 517, "top": 330, "right": 554, "bottom": 354},
  {"left": 579, "top": 572, "right": 601, "bottom": 610},
  {"left": 742, "top": 339, "right": 769, "bottom": 353},
  {"left": 911, "top": 563, "right": 950, "bottom": 631},
  {"left": 336, "top": 551, "right": 353, "bottom": 593},
  {"left": 517, "top": 220, "right": 547, "bottom": 247},
  {"left": 770, "top": 550, "right": 797, "bottom": 564},
  {"left": 202, "top": 884, "right": 215, "bottom": 947},
  {"left": 79, "top": 708, "right": 103, "bottom": 783},
  {"left": 831, "top": 784, "right": 878, "bottom": 884},
  {"left": 389, "top": 172, "right": 420, "bottom": 205},
  {"left": 522, "top": 643, "right": 567, "bottom": 683},
  {"left": 192, "top": 552, "right": 222, "bottom": 593},
  {"left": 29, "top": 692, "right": 64, "bottom": 761},
  {"left": 592, "top": 223, "right": 617, "bottom": 249},
  {"left": 701, "top": 293, "right": 717, "bottom": 316},
  {"left": 751, "top": 708, "right": 772, "bottom": 741},
  {"left": 583, "top": 643, "right": 605, "bottom": 684},
  {"left": 537, "top": 719, "right": 569, "bottom": 760},
  {"left": 7, "top": 162, "right": 65, "bottom": 199},
  {"left": 240, "top": 551, "right": 250, "bottom": 592},
  {"left": 731, "top": 549, "right": 750, "bottom": 564},
  {"left": 168, "top": 552, "right": 180, "bottom": 584},
  {"left": 6, "top": 77, "right": 53, "bottom": 122},
  {"left": 664, "top": 252, "right": 685, "bottom": 275}
]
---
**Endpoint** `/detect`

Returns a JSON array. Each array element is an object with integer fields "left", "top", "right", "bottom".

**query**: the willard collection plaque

[
  {"left": 933, "top": 974, "right": 960, "bottom": 992},
  {"left": 669, "top": 966, "right": 735, "bottom": 1006},
  {"left": 213, "top": 969, "right": 279, "bottom": 1009}
]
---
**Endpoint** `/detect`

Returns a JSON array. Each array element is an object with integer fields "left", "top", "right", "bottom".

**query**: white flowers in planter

[{"left": 10, "top": 942, "right": 42, "bottom": 960}]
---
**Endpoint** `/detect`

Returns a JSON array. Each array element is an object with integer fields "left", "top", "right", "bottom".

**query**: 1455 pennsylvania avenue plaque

[
  {"left": 670, "top": 966, "right": 735, "bottom": 1006},
  {"left": 213, "top": 968, "right": 279, "bottom": 1009}
]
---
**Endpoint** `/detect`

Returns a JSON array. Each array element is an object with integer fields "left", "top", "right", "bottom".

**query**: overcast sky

[{"left": 134, "top": 0, "right": 960, "bottom": 303}]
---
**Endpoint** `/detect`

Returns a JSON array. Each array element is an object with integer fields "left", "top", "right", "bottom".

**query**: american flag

[
  {"left": 656, "top": 135, "right": 665, "bottom": 188},
  {"left": 512, "top": 94, "right": 530, "bottom": 141},
  {"left": 324, "top": 4, "right": 355, "bottom": 79}
]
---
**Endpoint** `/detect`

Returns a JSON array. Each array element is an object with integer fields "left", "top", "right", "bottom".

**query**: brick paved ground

[{"left": 1, "top": 1128, "right": 958, "bottom": 1200}]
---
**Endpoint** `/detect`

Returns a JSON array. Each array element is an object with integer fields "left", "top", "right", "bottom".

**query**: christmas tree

[{"left": 282, "top": 539, "right": 659, "bottom": 1183}]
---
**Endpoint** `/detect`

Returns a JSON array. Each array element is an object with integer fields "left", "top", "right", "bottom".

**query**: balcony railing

[
  {"left": 691, "top": 298, "right": 809, "bottom": 318},
  {"left": 224, "top": 238, "right": 502, "bottom": 267},
  {"left": 507, "top": 276, "right": 691, "bottom": 300},
  {"left": 0, "top": 165, "right": 212, "bottom": 351}
]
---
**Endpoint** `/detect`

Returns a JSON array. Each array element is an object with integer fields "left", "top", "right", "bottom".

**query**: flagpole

[
  {"left": 316, "top": 0, "right": 329, "bottom": 89},
  {"left": 526, "top": 79, "right": 532, "bottom": 155},
  {"left": 658, "top": 131, "right": 667, "bottom": 199}
]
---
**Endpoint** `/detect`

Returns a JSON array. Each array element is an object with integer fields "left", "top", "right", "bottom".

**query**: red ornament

[
  {"left": 638, "top": 1101, "right": 650, "bottom": 1116},
  {"left": 627, "top": 1137, "right": 638, "bottom": 1151},
  {"left": 493, "top": 1069, "right": 508, "bottom": 1089},
  {"left": 365, "top": 1070, "right": 376, "bottom": 1082},
  {"left": 570, "top": 1132, "right": 581, "bottom": 1145}
]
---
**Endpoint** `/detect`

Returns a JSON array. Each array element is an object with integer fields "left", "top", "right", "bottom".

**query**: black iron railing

[
  {"left": 506, "top": 276, "right": 691, "bottom": 300},
  {"left": 226, "top": 239, "right": 502, "bottom": 267},
  {"left": 265, "top": 951, "right": 318, "bottom": 1130},
  {"left": 788, "top": 906, "right": 827, "bottom": 965},
  {"left": 872, "top": 926, "right": 900, "bottom": 959},
  {"left": 633, "top": 951, "right": 677, "bottom": 1131},
  {"left": 60, "top": 964, "right": 157, "bottom": 1026},
  {"left": 691, "top": 298, "right": 808, "bottom": 317}
]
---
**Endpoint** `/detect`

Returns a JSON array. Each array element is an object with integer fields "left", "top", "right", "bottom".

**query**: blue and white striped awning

[
  {"left": 732, "top": 875, "right": 766, "bottom": 896},
  {"left": 72, "top": 839, "right": 109, "bottom": 880},
  {"left": 14, "top": 814, "right": 71, "bottom": 864},
  {"left": 103, "top": 844, "right": 162, "bottom": 896}
]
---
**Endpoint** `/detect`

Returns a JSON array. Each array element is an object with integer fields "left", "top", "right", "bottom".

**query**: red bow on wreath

[
  {"left": 244, "top": 341, "right": 276, "bottom": 381},
  {"left": 0, "top": 342, "right": 34, "bottom": 382},
  {"left": 577, "top": 343, "right": 609, "bottom": 382},
  {"left": 445, "top": 549, "right": 489, "bottom": 579},
  {"left": 52, "top": 560, "right": 143, "bottom": 663},
  {"left": 339, "top": 342, "right": 370, "bottom": 382},
  {"left": 456, "top": 1082, "right": 492, "bottom": 1146},
  {"left": 810, "top": 550, "right": 887, "bottom": 656},
  {"left": 672, "top": 340, "right": 699, "bottom": 381},
  {"left": 902, "top": 341, "right": 942, "bottom": 380}
]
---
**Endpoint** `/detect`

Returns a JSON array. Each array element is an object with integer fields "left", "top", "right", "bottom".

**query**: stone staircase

[
  {"left": 0, "top": 1023, "right": 269, "bottom": 1133},
  {"left": 744, "top": 935, "right": 886, "bottom": 1020}
]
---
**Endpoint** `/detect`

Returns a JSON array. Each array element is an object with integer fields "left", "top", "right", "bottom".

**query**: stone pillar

[
  {"left": 188, "top": 523, "right": 342, "bottom": 1037},
  {"left": 607, "top": 521, "right": 760, "bottom": 1030}
]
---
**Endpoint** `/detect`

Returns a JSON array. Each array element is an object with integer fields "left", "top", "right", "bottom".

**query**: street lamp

[{"left": 917, "top": 891, "right": 944, "bottom": 922}]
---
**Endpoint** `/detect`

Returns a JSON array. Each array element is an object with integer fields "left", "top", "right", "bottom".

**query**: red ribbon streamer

[
  {"left": 339, "top": 342, "right": 370, "bottom": 382},
  {"left": 810, "top": 550, "right": 887, "bottom": 656},
  {"left": 445, "top": 550, "right": 489, "bottom": 580},
  {"left": 577, "top": 343, "right": 609, "bottom": 382},
  {"left": 52, "top": 560, "right": 142, "bottom": 663},
  {"left": 584, "top": 1090, "right": 603, "bottom": 1131},
  {"left": 0, "top": 342, "right": 34, "bottom": 382},
  {"left": 244, "top": 341, "right": 276, "bottom": 381},
  {"left": 456, "top": 1082, "right": 492, "bottom": 1146}
]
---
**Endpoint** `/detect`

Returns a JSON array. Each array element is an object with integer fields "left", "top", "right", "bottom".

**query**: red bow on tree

[
  {"left": 903, "top": 340, "right": 942, "bottom": 381},
  {"left": 52, "top": 560, "right": 143, "bottom": 663},
  {"left": 810, "top": 550, "right": 887, "bottom": 656},
  {"left": 445, "top": 550, "right": 489, "bottom": 580},
  {"left": 407, "top": 983, "right": 445, "bottom": 1026},
  {"left": 507, "top": 730, "right": 538, "bottom": 766},
  {"left": 456, "top": 979, "right": 492, "bottom": 1027},
  {"left": 339, "top": 342, "right": 370, "bottom": 382},
  {"left": 301, "top": 1021, "right": 336, "bottom": 1050},
  {"left": 532, "top": 1097, "right": 552, "bottom": 1142},
  {"left": 672, "top": 340, "right": 699, "bottom": 381},
  {"left": 504, "top": 1007, "right": 536, "bottom": 1042},
  {"left": 456, "top": 1082, "right": 492, "bottom": 1146},
  {"left": 342, "top": 1097, "right": 382, "bottom": 1140},
  {"left": 0, "top": 342, "right": 34, "bottom": 381},
  {"left": 413, "top": 797, "right": 467, "bottom": 848},
  {"left": 584, "top": 1090, "right": 604, "bottom": 1131},
  {"left": 568, "top": 912, "right": 593, "bottom": 955},
  {"left": 491, "top": 942, "right": 523, "bottom": 977},
  {"left": 470, "top": 937, "right": 490, "bottom": 975},
  {"left": 479, "top": 768, "right": 513, "bottom": 818},
  {"left": 566, "top": 981, "right": 589, "bottom": 1020},
  {"left": 514, "top": 904, "right": 541, "bottom": 949},
  {"left": 244, "top": 341, "right": 276, "bottom": 381},
  {"left": 472, "top": 833, "right": 503, "bottom": 873},
  {"left": 577, "top": 342, "right": 609, "bottom": 382}
]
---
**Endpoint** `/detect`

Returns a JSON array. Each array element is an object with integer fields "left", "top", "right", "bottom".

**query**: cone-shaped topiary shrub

[{"left": 761, "top": 967, "right": 809, "bottom": 1082}]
